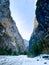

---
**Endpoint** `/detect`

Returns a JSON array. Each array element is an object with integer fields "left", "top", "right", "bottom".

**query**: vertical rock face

[
  {"left": 36, "top": 0, "right": 49, "bottom": 29},
  {"left": 29, "top": 0, "right": 49, "bottom": 53},
  {"left": 0, "top": 0, "right": 25, "bottom": 53}
]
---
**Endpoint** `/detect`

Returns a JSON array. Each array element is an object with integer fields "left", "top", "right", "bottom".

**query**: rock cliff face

[
  {"left": 29, "top": 0, "right": 49, "bottom": 54},
  {"left": 0, "top": 0, "right": 25, "bottom": 53}
]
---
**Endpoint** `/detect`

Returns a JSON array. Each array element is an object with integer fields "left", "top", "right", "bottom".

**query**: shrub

[{"left": 31, "top": 43, "right": 38, "bottom": 57}]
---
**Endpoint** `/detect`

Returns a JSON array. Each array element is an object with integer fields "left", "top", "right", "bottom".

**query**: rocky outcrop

[
  {"left": 29, "top": 0, "right": 49, "bottom": 54},
  {"left": 0, "top": 0, "right": 25, "bottom": 53}
]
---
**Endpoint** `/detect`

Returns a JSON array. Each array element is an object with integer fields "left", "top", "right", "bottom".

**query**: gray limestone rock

[{"left": 0, "top": 0, "right": 25, "bottom": 54}]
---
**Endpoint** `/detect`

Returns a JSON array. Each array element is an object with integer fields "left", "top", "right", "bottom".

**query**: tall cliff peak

[
  {"left": 29, "top": 0, "right": 49, "bottom": 56},
  {"left": 0, "top": 0, "right": 25, "bottom": 54},
  {"left": 36, "top": 0, "right": 49, "bottom": 30}
]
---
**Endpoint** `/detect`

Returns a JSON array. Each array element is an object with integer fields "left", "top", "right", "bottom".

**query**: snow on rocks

[{"left": 0, "top": 54, "right": 49, "bottom": 65}]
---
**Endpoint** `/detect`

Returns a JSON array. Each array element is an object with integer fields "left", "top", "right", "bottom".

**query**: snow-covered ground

[{"left": 0, "top": 54, "right": 49, "bottom": 65}]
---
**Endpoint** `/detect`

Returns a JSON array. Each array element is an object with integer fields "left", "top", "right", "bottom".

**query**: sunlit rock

[{"left": 0, "top": 0, "right": 25, "bottom": 54}]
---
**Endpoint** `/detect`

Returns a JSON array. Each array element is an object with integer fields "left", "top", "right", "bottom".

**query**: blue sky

[{"left": 10, "top": 0, "right": 36, "bottom": 40}]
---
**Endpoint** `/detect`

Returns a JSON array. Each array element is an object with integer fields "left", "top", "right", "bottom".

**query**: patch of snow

[{"left": 0, "top": 54, "right": 49, "bottom": 65}]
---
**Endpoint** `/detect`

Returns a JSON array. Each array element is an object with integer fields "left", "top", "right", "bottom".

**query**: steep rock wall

[{"left": 0, "top": 0, "right": 25, "bottom": 53}]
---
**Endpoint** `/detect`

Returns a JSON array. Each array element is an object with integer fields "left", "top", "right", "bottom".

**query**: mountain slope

[
  {"left": 24, "top": 39, "right": 29, "bottom": 50},
  {"left": 0, "top": 0, "right": 25, "bottom": 54}
]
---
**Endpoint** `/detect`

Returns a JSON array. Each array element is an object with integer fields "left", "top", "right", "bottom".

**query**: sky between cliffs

[{"left": 10, "top": 0, "right": 37, "bottom": 40}]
